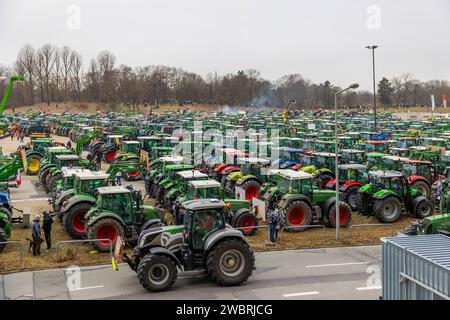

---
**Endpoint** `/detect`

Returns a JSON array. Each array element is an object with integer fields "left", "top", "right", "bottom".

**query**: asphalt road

[{"left": 1, "top": 245, "right": 382, "bottom": 300}]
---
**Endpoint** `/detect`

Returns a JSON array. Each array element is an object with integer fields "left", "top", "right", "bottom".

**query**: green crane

[{"left": 1, "top": 76, "right": 24, "bottom": 116}]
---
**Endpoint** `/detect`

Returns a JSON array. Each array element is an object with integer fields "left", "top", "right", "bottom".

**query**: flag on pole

[{"left": 16, "top": 169, "right": 22, "bottom": 188}]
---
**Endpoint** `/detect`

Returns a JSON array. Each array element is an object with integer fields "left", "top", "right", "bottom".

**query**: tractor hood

[
  {"left": 224, "top": 199, "right": 251, "bottom": 211},
  {"left": 137, "top": 225, "right": 184, "bottom": 250},
  {"left": 142, "top": 205, "right": 164, "bottom": 220}
]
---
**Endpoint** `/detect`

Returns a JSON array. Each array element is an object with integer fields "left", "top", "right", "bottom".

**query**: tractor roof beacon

[{"left": 121, "top": 199, "right": 255, "bottom": 292}]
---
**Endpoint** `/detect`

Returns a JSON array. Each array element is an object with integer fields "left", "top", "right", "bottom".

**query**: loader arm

[{"left": 1, "top": 76, "right": 24, "bottom": 116}]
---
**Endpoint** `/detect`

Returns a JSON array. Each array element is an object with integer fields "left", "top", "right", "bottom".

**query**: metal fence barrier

[
  {"left": 234, "top": 225, "right": 270, "bottom": 240},
  {"left": 280, "top": 225, "right": 327, "bottom": 242},
  {"left": 0, "top": 241, "right": 24, "bottom": 266},
  {"left": 349, "top": 224, "right": 395, "bottom": 238},
  {"left": 55, "top": 239, "right": 113, "bottom": 262}
]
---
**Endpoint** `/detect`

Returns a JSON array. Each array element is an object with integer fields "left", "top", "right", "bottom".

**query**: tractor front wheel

[
  {"left": 206, "top": 239, "right": 255, "bottom": 286},
  {"left": 137, "top": 254, "right": 178, "bottom": 292},
  {"left": 281, "top": 201, "right": 312, "bottom": 232},
  {"left": 63, "top": 203, "right": 92, "bottom": 239},
  {"left": 414, "top": 199, "right": 433, "bottom": 219},
  {"left": 374, "top": 196, "right": 403, "bottom": 223},
  {"left": 327, "top": 201, "right": 352, "bottom": 228},
  {"left": 342, "top": 186, "right": 360, "bottom": 211},
  {"left": 87, "top": 218, "right": 124, "bottom": 252},
  {"left": 234, "top": 212, "right": 258, "bottom": 236}
]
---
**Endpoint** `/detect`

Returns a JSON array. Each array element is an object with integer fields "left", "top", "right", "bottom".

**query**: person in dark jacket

[
  {"left": 42, "top": 211, "right": 53, "bottom": 250},
  {"left": 31, "top": 217, "right": 42, "bottom": 256}
]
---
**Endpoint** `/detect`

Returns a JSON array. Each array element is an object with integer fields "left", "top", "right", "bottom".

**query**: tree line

[{"left": 0, "top": 43, "right": 448, "bottom": 110}]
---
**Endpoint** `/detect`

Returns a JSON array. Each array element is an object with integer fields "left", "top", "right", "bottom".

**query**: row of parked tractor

[{"left": 1, "top": 109, "right": 450, "bottom": 291}]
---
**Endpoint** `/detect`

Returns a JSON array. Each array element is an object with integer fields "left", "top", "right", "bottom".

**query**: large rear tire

[
  {"left": 137, "top": 254, "right": 178, "bottom": 292},
  {"left": 86, "top": 217, "right": 124, "bottom": 252},
  {"left": 374, "top": 196, "right": 402, "bottom": 223},
  {"left": 414, "top": 198, "right": 433, "bottom": 219},
  {"left": 280, "top": 200, "right": 312, "bottom": 232},
  {"left": 206, "top": 239, "right": 255, "bottom": 286},
  {"left": 240, "top": 180, "right": 262, "bottom": 201},
  {"left": 410, "top": 180, "right": 431, "bottom": 199},
  {"left": 63, "top": 203, "right": 93, "bottom": 239}
]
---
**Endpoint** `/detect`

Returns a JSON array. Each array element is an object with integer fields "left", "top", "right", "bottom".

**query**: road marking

[
  {"left": 283, "top": 291, "right": 320, "bottom": 298},
  {"left": 356, "top": 286, "right": 382, "bottom": 291},
  {"left": 69, "top": 285, "right": 104, "bottom": 291},
  {"left": 305, "top": 262, "right": 369, "bottom": 268},
  {"left": 11, "top": 197, "right": 49, "bottom": 203}
]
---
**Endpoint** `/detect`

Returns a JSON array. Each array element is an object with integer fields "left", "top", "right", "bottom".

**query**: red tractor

[
  {"left": 401, "top": 159, "right": 444, "bottom": 198},
  {"left": 325, "top": 164, "right": 370, "bottom": 211}
]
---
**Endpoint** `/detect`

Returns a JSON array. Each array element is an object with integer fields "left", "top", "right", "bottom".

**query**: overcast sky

[{"left": 1, "top": 0, "right": 449, "bottom": 91}]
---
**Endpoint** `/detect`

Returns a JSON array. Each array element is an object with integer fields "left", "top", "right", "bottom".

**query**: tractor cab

[
  {"left": 313, "top": 152, "right": 340, "bottom": 171},
  {"left": 389, "top": 147, "right": 409, "bottom": 158},
  {"left": 73, "top": 171, "right": 110, "bottom": 195},
  {"left": 379, "top": 155, "right": 408, "bottom": 171},
  {"left": 137, "top": 136, "right": 164, "bottom": 152},
  {"left": 340, "top": 149, "right": 365, "bottom": 164},
  {"left": 55, "top": 154, "right": 80, "bottom": 168},
  {"left": 276, "top": 170, "right": 314, "bottom": 196},
  {"left": 120, "top": 141, "right": 140, "bottom": 156},
  {"left": 365, "top": 140, "right": 389, "bottom": 153},
  {"left": 366, "top": 152, "right": 389, "bottom": 170},
  {"left": 314, "top": 140, "right": 336, "bottom": 153},
  {"left": 367, "top": 171, "right": 409, "bottom": 196},
  {"left": 337, "top": 164, "right": 369, "bottom": 186},
  {"left": 55, "top": 168, "right": 85, "bottom": 193},
  {"left": 185, "top": 180, "right": 222, "bottom": 200}
]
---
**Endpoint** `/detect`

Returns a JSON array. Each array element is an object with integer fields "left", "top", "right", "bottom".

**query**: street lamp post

[
  {"left": 366, "top": 45, "right": 378, "bottom": 131},
  {"left": 335, "top": 83, "right": 359, "bottom": 240}
]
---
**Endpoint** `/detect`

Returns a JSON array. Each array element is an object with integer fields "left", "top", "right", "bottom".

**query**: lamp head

[{"left": 349, "top": 83, "right": 360, "bottom": 90}]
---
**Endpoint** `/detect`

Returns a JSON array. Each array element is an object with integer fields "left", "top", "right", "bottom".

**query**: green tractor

[
  {"left": 84, "top": 186, "right": 165, "bottom": 251},
  {"left": 268, "top": 169, "right": 352, "bottom": 230},
  {"left": 0, "top": 191, "right": 23, "bottom": 253},
  {"left": 355, "top": 171, "right": 433, "bottom": 223},
  {"left": 162, "top": 170, "right": 209, "bottom": 208},
  {"left": 120, "top": 199, "right": 255, "bottom": 292},
  {"left": 24, "top": 137, "right": 55, "bottom": 175},
  {"left": 58, "top": 171, "right": 110, "bottom": 238},
  {"left": 42, "top": 154, "right": 82, "bottom": 193},
  {"left": 37, "top": 147, "right": 73, "bottom": 184},
  {"left": 172, "top": 179, "right": 258, "bottom": 235},
  {"left": 144, "top": 156, "right": 185, "bottom": 197},
  {"left": 153, "top": 164, "right": 195, "bottom": 201},
  {"left": 299, "top": 152, "right": 337, "bottom": 189},
  {"left": 225, "top": 157, "right": 271, "bottom": 201}
]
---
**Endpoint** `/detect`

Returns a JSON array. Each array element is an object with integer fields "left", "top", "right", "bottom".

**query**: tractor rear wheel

[
  {"left": 342, "top": 185, "right": 360, "bottom": 211},
  {"left": 410, "top": 180, "right": 431, "bottom": 198},
  {"left": 281, "top": 200, "right": 312, "bottom": 232},
  {"left": 87, "top": 218, "right": 124, "bottom": 252},
  {"left": 327, "top": 201, "right": 352, "bottom": 228},
  {"left": 206, "top": 239, "right": 255, "bottom": 286},
  {"left": 63, "top": 203, "right": 92, "bottom": 239},
  {"left": 48, "top": 174, "right": 62, "bottom": 193},
  {"left": 0, "top": 228, "right": 7, "bottom": 253},
  {"left": 374, "top": 196, "right": 403, "bottom": 223},
  {"left": 103, "top": 151, "right": 116, "bottom": 163},
  {"left": 137, "top": 254, "right": 178, "bottom": 292},
  {"left": 316, "top": 173, "right": 334, "bottom": 190},
  {"left": 414, "top": 199, "right": 433, "bottom": 219},
  {"left": 26, "top": 155, "right": 42, "bottom": 175},
  {"left": 240, "top": 180, "right": 262, "bottom": 201},
  {"left": 234, "top": 212, "right": 258, "bottom": 236},
  {"left": 355, "top": 191, "right": 371, "bottom": 215}
]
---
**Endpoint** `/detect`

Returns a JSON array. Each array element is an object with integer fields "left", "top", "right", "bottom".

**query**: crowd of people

[{"left": 9, "top": 128, "right": 25, "bottom": 143}]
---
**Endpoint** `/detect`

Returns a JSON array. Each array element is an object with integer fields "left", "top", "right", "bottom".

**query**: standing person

[
  {"left": 31, "top": 217, "right": 42, "bottom": 256},
  {"left": 268, "top": 206, "right": 281, "bottom": 242},
  {"left": 10, "top": 129, "right": 14, "bottom": 141},
  {"left": 42, "top": 211, "right": 53, "bottom": 251},
  {"left": 20, "top": 132, "right": 24, "bottom": 143},
  {"left": 114, "top": 171, "right": 122, "bottom": 186}
]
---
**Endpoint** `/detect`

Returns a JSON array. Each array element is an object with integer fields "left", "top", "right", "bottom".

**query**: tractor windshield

[
  {"left": 191, "top": 209, "right": 224, "bottom": 251},
  {"left": 186, "top": 187, "right": 221, "bottom": 200},
  {"left": 99, "top": 193, "right": 131, "bottom": 213},
  {"left": 81, "top": 179, "right": 108, "bottom": 194}
]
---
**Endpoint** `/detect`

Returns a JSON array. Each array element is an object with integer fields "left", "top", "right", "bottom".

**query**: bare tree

[
  {"left": 39, "top": 44, "right": 55, "bottom": 105},
  {"left": 61, "top": 46, "right": 73, "bottom": 103},
  {"left": 16, "top": 44, "right": 36, "bottom": 104},
  {"left": 70, "top": 51, "right": 83, "bottom": 101},
  {"left": 53, "top": 48, "right": 61, "bottom": 102}
]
